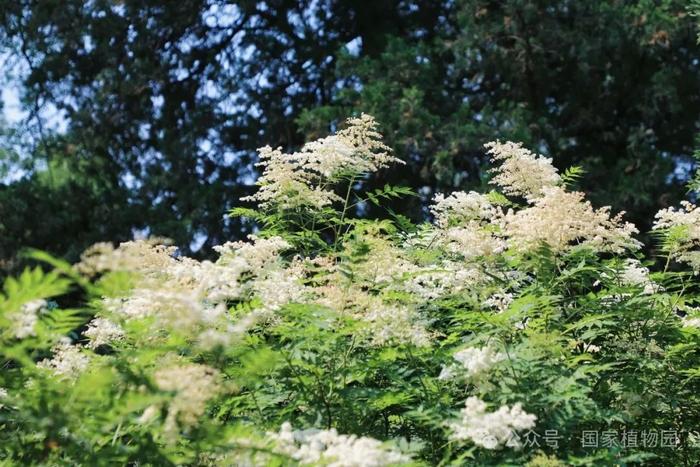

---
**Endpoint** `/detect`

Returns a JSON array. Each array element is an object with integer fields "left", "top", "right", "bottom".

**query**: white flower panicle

[
  {"left": 653, "top": 201, "right": 700, "bottom": 270},
  {"left": 103, "top": 288, "right": 204, "bottom": 324},
  {"left": 453, "top": 345, "right": 507, "bottom": 377},
  {"left": 213, "top": 235, "right": 290, "bottom": 271},
  {"left": 85, "top": 234, "right": 303, "bottom": 349},
  {"left": 243, "top": 144, "right": 342, "bottom": 210},
  {"left": 363, "top": 304, "right": 432, "bottom": 347},
  {"left": 12, "top": 299, "right": 46, "bottom": 339},
  {"left": 75, "top": 239, "right": 176, "bottom": 276},
  {"left": 253, "top": 268, "right": 307, "bottom": 312},
  {"left": 38, "top": 340, "right": 90, "bottom": 379},
  {"left": 503, "top": 186, "right": 640, "bottom": 254},
  {"left": 440, "top": 225, "right": 507, "bottom": 259},
  {"left": 301, "top": 113, "right": 400, "bottom": 177},
  {"left": 430, "top": 191, "right": 499, "bottom": 228},
  {"left": 620, "top": 259, "right": 658, "bottom": 294},
  {"left": 268, "top": 422, "right": 411, "bottom": 466},
  {"left": 137, "top": 405, "right": 161, "bottom": 425},
  {"left": 486, "top": 141, "right": 561, "bottom": 201},
  {"left": 401, "top": 263, "right": 485, "bottom": 300},
  {"left": 243, "top": 114, "right": 401, "bottom": 210},
  {"left": 430, "top": 191, "right": 507, "bottom": 259},
  {"left": 153, "top": 363, "right": 222, "bottom": 436},
  {"left": 653, "top": 201, "right": 700, "bottom": 234},
  {"left": 84, "top": 318, "right": 125, "bottom": 349},
  {"left": 449, "top": 396, "right": 537, "bottom": 449}
]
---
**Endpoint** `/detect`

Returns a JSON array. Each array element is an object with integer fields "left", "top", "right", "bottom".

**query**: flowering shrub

[{"left": 2, "top": 115, "right": 700, "bottom": 465}]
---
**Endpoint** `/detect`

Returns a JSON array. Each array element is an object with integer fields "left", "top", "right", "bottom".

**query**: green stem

[{"left": 333, "top": 175, "right": 356, "bottom": 254}]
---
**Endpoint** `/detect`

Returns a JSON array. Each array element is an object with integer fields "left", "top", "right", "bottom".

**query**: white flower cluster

[
  {"left": 449, "top": 396, "right": 537, "bottom": 449},
  {"left": 364, "top": 304, "right": 432, "bottom": 348},
  {"left": 84, "top": 318, "right": 125, "bottom": 349},
  {"left": 440, "top": 225, "right": 507, "bottom": 260},
  {"left": 269, "top": 422, "right": 411, "bottom": 466},
  {"left": 90, "top": 234, "right": 301, "bottom": 348},
  {"left": 440, "top": 345, "right": 506, "bottom": 380},
  {"left": 503, "top": 186, "right": 640, "bottom": 254},
  {"left": 243, "top": 114, "right": 402, "bottom": 210},
  {"left": 454, "top": 346, "right": 507, "bottom": 377},
  {"left": 37, "top": 340, "right": 90, "bottom": 379},
  {"left": 252, "top": 268, "right": 307, "bottom": 312},
  {"left": 150, "top": 363, "right": 222, "bottom": 437},
  {"left": 430, "top": 191, "right": 507, "bottom": 260},
  {"left": 653, "top": 201, "right": 700, "bottom": 270},
  {"left": 486, "top": 141, "right": 561, "bottom": 201},
  {"left": 427, "top": 143, "right": 639, "bottom": 258},
  {"left": 303, "top": 242, "right": 435, "bottom": 348},
  {"left": 401, "top": 262, "right": 485, "bottom": 301},
  {"left": 430, "top": 191, "right": 499, "bottom": 228},
  {"left": 11, "top": 299, "right": 46, "bottom": 339},
  {"left": 103, "top": 288, "right": 207, "bottom": 323},
  {"left": 213, "top": 234, "right": 291, "bottom": 271},
  {"left": 75, "top": 239, "right": 176, "bottom": 276},
  {"left": 303, "top": 113, "right": 399, "bottom": 176},
  {"left": 620, "top": 259, "right": 658, "bottom": 294}
]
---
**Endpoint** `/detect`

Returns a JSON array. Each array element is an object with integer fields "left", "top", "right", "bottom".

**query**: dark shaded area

[{"left": 0, "top": 0, "right": 698, "bottom": 270}]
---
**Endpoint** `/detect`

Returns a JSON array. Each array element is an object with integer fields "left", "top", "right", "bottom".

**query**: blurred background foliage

[{"left": 0, "top": 0, "right": 699, "bottom": 272}]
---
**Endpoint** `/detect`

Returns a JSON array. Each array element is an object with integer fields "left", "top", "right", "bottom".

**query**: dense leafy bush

[{"left": 2, "top": 115, "right": 700, "bottom": 465}]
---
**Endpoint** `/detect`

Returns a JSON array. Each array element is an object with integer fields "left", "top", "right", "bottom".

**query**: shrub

[{"left": 2, "top": 115, "right": 700, "bottom": 465}]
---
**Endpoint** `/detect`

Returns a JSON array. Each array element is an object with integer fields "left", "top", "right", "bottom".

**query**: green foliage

[{"left": 561, "top": 166, "right": 586, "bottom": 189}]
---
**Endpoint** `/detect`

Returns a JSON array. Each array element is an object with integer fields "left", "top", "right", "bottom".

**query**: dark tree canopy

[{"left": 1, "top": 0, "right": 699, "bottom": 268}]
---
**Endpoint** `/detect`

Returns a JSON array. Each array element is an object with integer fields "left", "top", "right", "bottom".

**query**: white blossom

[
  {"left": 363, "top": 305, "right": 432, "bottom": 347},
  {"left": 503, "top": 186, "right": 640, "bottom": 254},
  {"left": 452, "top": 345, "right": 507, "bottom": 378},
  {"left": 431, "top": 191, "right": 499, "bottom": 228},
  {"left": 75, "top": 239, "right": 176, "bottom": 276},
  {"left": 268, "top": 422, "right": 411, "bottom": 466},
  {"left": 243, "top": 114, "right": 401, "bottom": 210},
  {"left": 84, "top": 318, "right": 125, "bottom": 349},
  {"left": 38, "top": 341, "right": 90, "bottom": 379},
  {"left": 11, "top": 299, "right": 46, "bottom": 339},
  {"left": 486, "top": 140, "right": 561, "bottom": 201},
  {"left": 620, "top": 259, "right": 658, "bottom": 294},
  {"left": 154, "top": 363, "right": 222, "bottom": 437},
  {"left": 137, "top": 405, "right": 160, "bottom": 425},
  {"left": 103, "top": 288, "right": 203, "bottom": 323},
  {"left": 449, "top": 397, "right": 537, "bottom": 449},
  {"left": 213, "top": 235, "right": 291, "bottom": 272},
  {"left": 401, "top": 263, "right": 485, "bottom": 300},
  {"left": 653, "top": 201, "right": 700, "bottom": 270},
  {"left": 253, "top": 268, "right": 306, "bottom": 312},
  {"left": 440, "top": 225, "right": 507, "bottom": 259}
]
